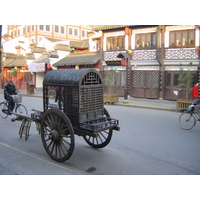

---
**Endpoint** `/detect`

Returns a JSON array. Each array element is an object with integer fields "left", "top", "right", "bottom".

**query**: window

[
  {"left": 169, "top": 29, "right": 195, "bottom": 47},
  {"left": 69, "top": 28, "right": 73, "bottom": 35},
  {"left": 173, "top": 73, "right": 179, "bottom": 87},
  {"left": 106, "top": 36, "right": 125, "bottom": 50},
  {"left": 82, "top": 30, "right": 85, "bottom": 37},
  {"left": 166, "top": 73, "right": 171, "bottom": 87},
  {"left": 32, "top": 25, "right": 34, "bottom": 31},
  {"left": 18, "top": 29, "right": 20, "bottom": 35},
  {"left": 23, "top": 27, "right": 25, "bottom": 34},
  {"left": 27, "top": 26, "right": 30, "bottom": 33},
  {"left": 46, "top": 25, "right": 50, "bottom": 31},
  {"left": 39, "top": 25, "right": 44, "bottom": 30},
  {"left": 55, "top": 25, "right": 59, "bottom": 33},
  {"left": 61, "top": 26, "right": 65, "bottom": 34},
  {"left": 74, "top": 28, "right": 78, "bottom": 36},
  {"left": 135, "top": 32, "right": 157, "bottom": 48}
]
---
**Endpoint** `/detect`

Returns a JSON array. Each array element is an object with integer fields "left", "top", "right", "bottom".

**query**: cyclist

[{"left": 4, "top": 79, "right": 18, "bottom": 114}]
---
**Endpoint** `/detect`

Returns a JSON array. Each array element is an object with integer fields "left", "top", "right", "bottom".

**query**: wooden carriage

[{"left": 12, "top": 69, "right": 120, "bottom": 162}]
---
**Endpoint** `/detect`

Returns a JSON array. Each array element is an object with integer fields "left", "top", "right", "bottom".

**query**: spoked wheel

[
  {"left": 179, "top": 111, "right": 196, "bottom": 130},
  {"left": 15, "top": 104, "right": 28, "bottom": 115},
  {"left": 83, "top": 108, "right": 113, "bottom": 148},
  {"left": 0, "top": 102, "right": 9, "bottom": 119},
  {"left": 41, "top": 109, "right": 75, "bottom": 162}
]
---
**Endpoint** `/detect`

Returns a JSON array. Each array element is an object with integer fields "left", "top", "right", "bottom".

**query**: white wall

[{"left": 35, "top": 72, "right": 44, "bottom": 89}]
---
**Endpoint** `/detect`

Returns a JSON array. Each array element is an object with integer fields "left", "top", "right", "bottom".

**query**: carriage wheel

[
  {"left": 83, "top": 108, "right": 113, "bottom": 148},
  {"left": 41, "top": 109, "right": 75, "bottom": 162}
]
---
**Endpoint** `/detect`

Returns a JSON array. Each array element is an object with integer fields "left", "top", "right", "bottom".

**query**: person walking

[{"left": 4, "top": 79, "right": 18, "bottom": 114}]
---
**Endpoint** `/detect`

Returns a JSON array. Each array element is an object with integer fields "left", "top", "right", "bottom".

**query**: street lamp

[{"left": 117, "top": 51, "right": 131, "bottom": 103}]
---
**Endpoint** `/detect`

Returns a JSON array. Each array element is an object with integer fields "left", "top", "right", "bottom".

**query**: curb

[{"left": 114, "top": 103, "right": 176, "bottom": 111}]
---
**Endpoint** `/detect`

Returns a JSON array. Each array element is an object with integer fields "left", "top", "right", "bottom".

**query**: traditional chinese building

[
  {"left": 6, "top": 25, "right": 92, "bottom": 44},
  {"left": 91, "top": 25, "right": 200, "bottom": 100}
]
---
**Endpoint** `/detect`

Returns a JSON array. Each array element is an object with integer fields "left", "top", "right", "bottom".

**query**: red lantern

[
  {"left": 125, "top": 27, "right": 129, "bottom": 35},
  {"left": 24, "top": 65, "right": 28, "bottom": 70},
  {"left": 121, "top": 58, "right": 126, "bottom": 66},
  {"left": 47, "top": 63, "right": 52, "bottom": 69}
]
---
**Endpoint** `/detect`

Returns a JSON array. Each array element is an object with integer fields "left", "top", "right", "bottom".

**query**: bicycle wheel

[
  {"left": 15, "top": 104, "right": 28, "bottom": 115},
  {"left": 0, "top": 102, "right": 9, "bottom": 119},
  {"left": 179, "top": 112, "right": 196, "bottom": 130}
]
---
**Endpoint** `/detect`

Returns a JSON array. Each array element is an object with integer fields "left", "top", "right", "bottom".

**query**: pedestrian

[
  {"left": 4, "top": 79, "right": 18, "bottom": 114},
  {"left": 192, "top": 83, "right": 199, "bottom": 100}
]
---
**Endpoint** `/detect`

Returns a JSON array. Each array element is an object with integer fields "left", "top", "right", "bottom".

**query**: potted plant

[
  {"left": 103, "top": 69, "right": 119, "bottom": 104},
  {"left": 176, "top": 70, "right": 196, "bottom": 111}
]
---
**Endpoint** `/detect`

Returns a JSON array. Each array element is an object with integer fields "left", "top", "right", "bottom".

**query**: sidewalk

[
  {"left": 115, "top": 97, "right": 176, "bottom": 111},
  {"left": 0, "top": 89, "right": 177, "bottom": 111}
]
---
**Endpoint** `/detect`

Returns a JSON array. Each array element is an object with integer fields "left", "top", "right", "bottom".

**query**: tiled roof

[
  {"left": 32, "top": 51, "right": 59, "bottom": 63},
  {"left": 70, "top": 39, "right": 89, "bottom": 49},
  {"left": 32, "top": 53, "right": 50, "bottom": 63},
  {"left": 3, "top": 55, "right": 26, "bottom": 67},
  {"left": 53, "top": 52, "right": 100, "bottom": 66},
  {"left": 54, "top": 43, "right": 71, "bottom": 51},
  {"left": 30, "top": 46, "right": 46, "bottom": 53},
  {"left": 26, "top": 53, "right": 35, "bottom": 60},
  {"left": 45, "top": 37, "right": 66, "bottom": 43},
  {"left": 90, "top": 25, "right": 135, "bottom": 30}
]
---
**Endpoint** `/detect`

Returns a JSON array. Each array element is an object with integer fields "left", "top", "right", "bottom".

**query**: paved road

[{"left": 0, "top": 94, "right": 200, "bottom": 175}]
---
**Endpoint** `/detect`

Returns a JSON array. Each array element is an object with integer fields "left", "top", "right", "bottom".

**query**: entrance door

[
  {"left": 164, "top": 72, "right": 180, "bottom": 100},
  {"left": 104, "top": 70, "right": 126, "bottom": 96},
  {"left": 130, "top": 70, "right": 159, "bottom": 99}
]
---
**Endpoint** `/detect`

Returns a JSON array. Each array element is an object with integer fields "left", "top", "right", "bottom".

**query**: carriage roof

[{"left": 43, "top": 68, "right": 102, "bottom": 87}]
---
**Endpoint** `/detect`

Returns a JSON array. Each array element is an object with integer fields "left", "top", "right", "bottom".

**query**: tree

[
  {"left": 11, "top": 67, "right": 18, "bottom": 78},
  {"left": 103, "top": 69, "right": 118, "bottom": 95},
  {"left": 178, "top": 70, "right": 194, "bottom": 100}
]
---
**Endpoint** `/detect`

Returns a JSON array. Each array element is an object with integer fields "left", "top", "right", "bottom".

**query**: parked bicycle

[
  {"left": 179, "top": 103, "right": 199, "bottom": 130},
  {"left": 0, "top": 95, "right": 28, "bottom": 119}
]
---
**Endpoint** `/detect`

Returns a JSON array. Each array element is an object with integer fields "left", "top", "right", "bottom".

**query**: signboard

[
  {"left": 105, "top": 60, "right": 121, "bottom": 66},
  {"left": 28, "top": 63, "right": 45, "bottom": 72}
]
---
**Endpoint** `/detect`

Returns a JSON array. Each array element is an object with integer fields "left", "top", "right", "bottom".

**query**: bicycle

[
  {"left": 179, "top": 103, "right": 199, "bottom": 130},
  {"left": 0, "top": 95, "right": 28, "bottom": 119}
]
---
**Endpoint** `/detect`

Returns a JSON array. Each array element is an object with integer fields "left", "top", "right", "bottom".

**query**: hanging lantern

[
  {"left": 125, "top": 27, "right": 129, "bottom": 35},
  {"left": 47, "top": 63, "right": 52, "bottom": 69},
  {"left": 24, "top": 65, "right": 28, "bottom": 70},
  {"left": 121, "top": 58, "right": 126, "bottom": 66}
]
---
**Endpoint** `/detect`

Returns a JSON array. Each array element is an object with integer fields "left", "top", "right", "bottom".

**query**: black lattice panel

[
  {"left": 82, "top": 72, "right": 102, "bottom": 85},
  {"left": 153, "top": 72, "right": 159, "bottom": 87},
  {"left": 133, "top": 50, "right": 156, "bottom": 60},
  {"left": 80, "top": 86, "right": 103, "bottom": 122},
  {"left": 165, "top": 48, "right": 198, "bottom": 59},
  {"left": 104, "top": 51, "right": 124, "bottom": 61}
]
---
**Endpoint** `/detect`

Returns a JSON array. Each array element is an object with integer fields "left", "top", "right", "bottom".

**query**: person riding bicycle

[{"left": 4, "top": 79, "right": 18, "bottom": 114}]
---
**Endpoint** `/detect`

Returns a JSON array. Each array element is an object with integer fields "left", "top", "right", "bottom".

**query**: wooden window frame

[
  {"left": 39, "top": 25, "right": 44, "bottom": 31},
  {"left": 106, "top": 36, "right": 125, "bottom": 50},
  {"left": 69, "top": 28, "right": 73, "bottom": 35},
  {"left": 169, "top": 29, "right": 195, "bottom": 48},
  {"left": 55, "top": 25, "right": 59, "bottom": 33},
  {"left": 46, "top": 25, "right": 50, "bottom": 32},
  {"left": 61, "top": 26, "right": 65, "bottom": 34},
  {"left": 74, "top": 28, "right": 78, "bottom": 36},
  {"left": 135, "top": 32, "right": 157, "bottom": 49}
]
